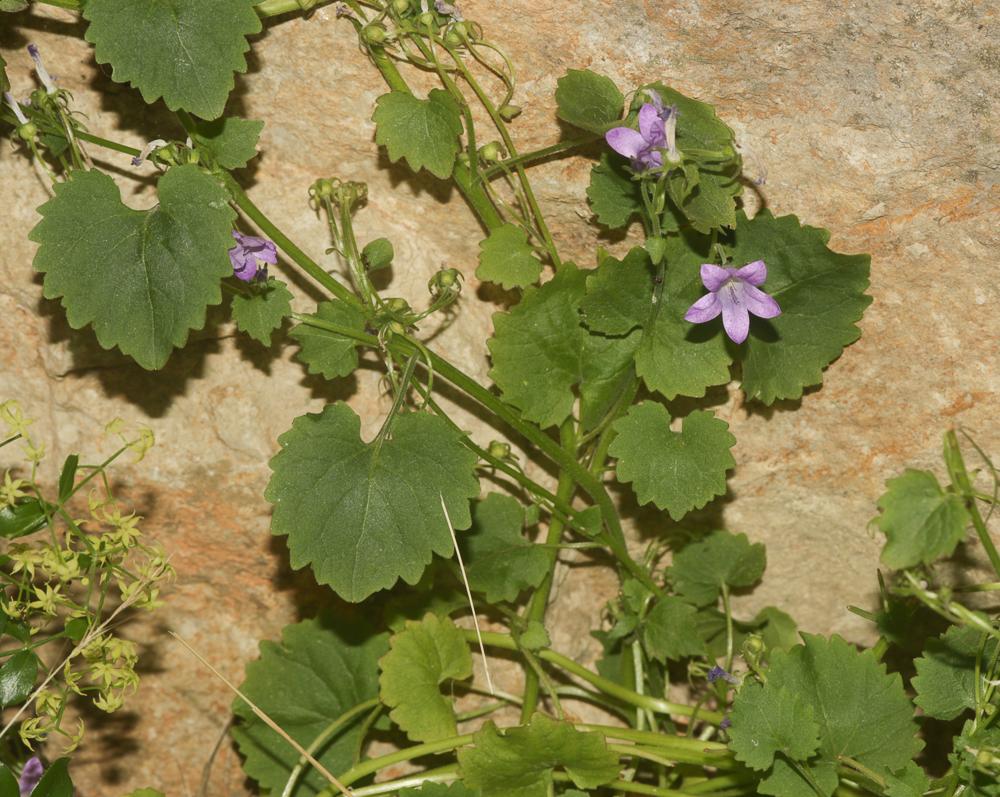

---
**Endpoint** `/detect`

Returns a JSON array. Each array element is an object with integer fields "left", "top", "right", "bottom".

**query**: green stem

[
  {"left": 946, "top": 430, "right": 1000, "bottom": 579},
  {"left": 254, "top": 0, "right": 336, "bottom": 17},
  {"left": 349, "top": 766, "right": 457, "bottom": 796},
  {"left": 721, "top": 583, "right": 735, "bottom": 673},
  {"left": 335, "top": 734, "right": 475, "bottom": 788},
  {"left": 482, "top": 135, "right": 599, "bottom": 179},
  {"left": 222, "top": 175, "right": 358, "bottom": 306}
]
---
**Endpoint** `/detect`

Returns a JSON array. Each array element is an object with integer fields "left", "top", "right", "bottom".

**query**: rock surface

[{"left": 0, "top": 0, "right": 997, "bottom": 793}]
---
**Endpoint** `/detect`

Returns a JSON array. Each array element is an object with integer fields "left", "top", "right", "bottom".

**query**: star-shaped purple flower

[
  {"left": 605, "top": 100, "right": 679, "bottom": 172},
  {"left": 684, "top": 260, "right": 781, "bottom": 344},
  {"left": 19, "top": 757, "right": 43, "bottom": 796},
  {"left": 229, "top": 230, "right": 277, "bottom": 282}
]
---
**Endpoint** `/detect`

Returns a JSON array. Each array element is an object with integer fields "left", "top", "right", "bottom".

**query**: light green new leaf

[
  {"left": 232, "top": 616, "right": 387, "bottom": 796},
  {"left": 192, "top": 116, "right": 264, "bottom": 169},
  {"left": 289, "top": 299, "right": 366, "bottom": 380},
  {"left": 83, "top": 0, "right": 261, "bottom": 120},
  {"left": 488, "top": 266, "right": 588, "bottom": 429},
  {"left": 459, "top": 715, "right": 619, "bottom": 797},
  {"left": 729, "top": 683, "right": 820, "bottom": 770},
  {"left": 642, "top": 596, "right": 704, "bottom": 662},
  {"left": 380, "top": 614, "right": 472, "bottom": 742},
  {"left": 875, "top": 469, "right": 970, "bottom": 570},
  {"left": 266, "top": 404, "right": 480, "bottom": 602},
  {"left": 586, "top": 153, "right": 643, "bottom": 229},
  {"left": 609, "top": 402, "right": 736, "bottom": 521},
  {"left": 727, "top": 210, "right": 873, "bottom": 403},
  {"left": 476, "top": 223, "right": 543, "bottom": 289},
  {"left": 580, "top": 248, "right": 653, "bottom": 336},
  {"left": 31, "top": 166, "right": 234, "bottom": 370},
  {"left": 461, "top": 494, "right": 548, "bottom": 604},
  {"left": 747, "top": 634, "right": 923, "bottom": 797},
  {"left": 373, "top": 89, "right": 464, "bottom": 179},
  {"left": 555, "top": 69, "right": 624, "bottom": 133},
  {"left": 670, "top": 530, "right": 766, "bottom": 606},
  {"left": 231, "top": 278, "right": 292, "bottom": 345},
  {"left": 913, "top": 626, "right": 996, "bottom": 721}
]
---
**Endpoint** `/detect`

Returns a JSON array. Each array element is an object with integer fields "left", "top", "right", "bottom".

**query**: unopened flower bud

[
  {"left": 498, "top": 104, "right": 522, "bottom": 121},
  {"left": 363, "top": 23, "right": 388, "bottom": 44},
  {"left": 386, "top": 297, "right": 410, "bottom": 314},
  {"left": 478, "top": 141, "right": 503, "bottom": 162},
  {"left": 311, "top": 178, "right": 337, "bottom": 200},
  {"left": 417, "top": 11, "right": 436, "bottom": 26},
  {"left": 444, "top": 28, "right": 463, "bottom": 46},
  {"left": 743, "top": 634, "right": 765, "bottom": 657},
  {"left": 392, "top": 0, "right": 411, "bottom": 12},
  {"left": 487, "top": 440, "right": 511, "bottom": 460},
  {"left": 17, "top": 122, "right": 37, "bottom": 141}
]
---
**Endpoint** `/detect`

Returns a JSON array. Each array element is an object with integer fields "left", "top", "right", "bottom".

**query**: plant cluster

[{"left": 0, "top": 1, "right": 997, "bottom": 797}]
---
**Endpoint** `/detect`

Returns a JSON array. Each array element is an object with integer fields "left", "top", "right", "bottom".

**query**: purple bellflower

[
  {"left": 229, "top": 231, "right": 278, "bottom": 282},
  {"left": 19, "top": 757, "right": 43, "bottom": 796},
  {"left": 27, "top": 45, "right": 57, "bottom": 95},
  {"left": 606, "top": 97, "right": 680, "bottom": 172},
  {"left": 684, "top": 260, "right": 781, "bottom": 344}
]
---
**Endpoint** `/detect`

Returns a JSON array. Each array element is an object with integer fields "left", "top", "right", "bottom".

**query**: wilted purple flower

[
  {"left": 720, "top": 716, "right": 732, "bottom": 730},
  {"left": 435, "top": 0, "right": 462, "bottom": 18},
  {"left": 4, "top": 92, "right": 29, "bottom": 126},
  {"left": 19, "top": 757, "right": 43, "bottom": 796},
  {"left": 130, "top": 138, "right": 167, "bottom": 167},
  {"left": 684, "top": 260, "right": 781, "bottom": 344},
  {"left": 229, "top": 230, "right": 277, "bottom": 282},
  {"left": 27, "top": 45, "right": 57, "bottom": 95},
  {"left": 334, "top": 3, "right": 352, "bottom": 17},
  {"left": 707, "top": 665, "right": 739, "bottom": 685}
]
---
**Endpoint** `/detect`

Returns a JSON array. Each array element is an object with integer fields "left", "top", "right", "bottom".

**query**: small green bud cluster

[{"left": 427, "top": 267, "right": 463, "bottom": 302}]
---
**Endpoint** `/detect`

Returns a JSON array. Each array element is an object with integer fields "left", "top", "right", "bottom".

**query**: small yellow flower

[{"left": 0, "top": 471, "right": 28, "bottom": 508}]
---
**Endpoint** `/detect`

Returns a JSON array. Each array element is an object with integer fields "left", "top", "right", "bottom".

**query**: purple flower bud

[
  {"left": 684, "top": 260, "right": 781, "bottom": 344},
  {"left": 130, "top": 138, "right": 168, "bottom": 168},
  {"left": 435, "top": 0, "right": 462, "bottom": 19},
  {"left": 4, "top": 92, "right": 29, "bottom": 126},
  {"left": 229, "top": 230, "right": 278, "bottom": 282},
  {"left": 26, "top": 44, "right": 57, "bottom": 95},
  {"left": 19, "top": 757, "right": 43, "bottom": 796}
]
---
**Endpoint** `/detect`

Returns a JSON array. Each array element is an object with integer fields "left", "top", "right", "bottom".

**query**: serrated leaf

[
  {"left": 586, "top": 153, "right": 642, "bottom": 229},
  {"left": 266, "top": 404, "right": 479, "bottom": 602},
  {"left": 83, "top": 0, "right": 261, "bottom": 120},
  {"left": 31, "top": 167, "right": 235, "bottom": 370},
  {"left": 555, "top": 69, "right": 624, "bottom": 133},
  {"left": 476, "top": 223, "right": 542, "bottom": 289},
  {"left": 487, "top": 266, "right": 588, "bottom": 429},
  {"left": 459, "top": 715, "right": 619, "bottom": 797},
  {"left": 745, "top": 634, "right": 922, "bottom": 797},
  {"left": 760, "top": 758, "right": 838, "bottom": 797},
  {"left": 642, "top": 595, "right": 704, "bottom": 662},
  {"left": 289, "top": 299, "right": 366, "bottom": 380},
  {"left": 633, "top": 235, "right": 733, "bottom": 400},
  {"left": 373, "top": 89, "right": 464, "bottom": 179},
  {"left": 580, "top": 248, "right": 653, "bottom": 336},
  {"left": 884, "top": 762, "right": 930, "bottom": 797},
  {"left": 726, "top": 210, "right": 872, "bottom": 403},
  {"left": 640, "top": 82, "right": 741, "bottom": 232},
  {"left": 912, "top": 626, "right": 996, "bottom": 720},
  {"left": 461, "top": 494, "right": 548, "bottom": 603},
  {"left": 518, "top": 621, "right": 551, "bottom": 652},
  {"left": 400, "top": 785, "right": 479, "bottom": 797},
  {"left": 875, "top": 469, "right": 970, "bottom": 570},
  {"left": 380, "top": 614, "right": 472, "bottom": 742},
  {"left": 32, "top": 759, "right": 72, "bottom": 797},
  {"left": 0, "top": 649, "right": 37, "bottom": 707},
  {"left": 729, "top": 683, "right": 820, "bottom": 770},
  {"left": 231, "top": 278, "right": 292, "bottom": 345},
  {"left": 232, "top": 615, "right": 387, "bottom": 796},
  {"left": 670, "top": 531, "right": 766, "bottom": 606},
  {"left": 192, "top": 116, "right": 264, "bottom": 169},
  {"left": 609, "top": 402, "right": 736, "bottom": 521}
]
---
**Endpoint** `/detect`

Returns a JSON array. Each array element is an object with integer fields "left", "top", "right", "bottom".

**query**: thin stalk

[
  {"left": 482, "top": 135, "right": 599, "bottom": 179},
  {"left": 255, "top": 0, "right": 337, "bottom": 17},
  {"left": 721, "top": 583, "right": 735, "bottom": 673},
  {"left": 335, "top": 734, "right": 475, "bottom": 788},
  {"left": 947, "top": 429, "right": 1000, "bottom": 578}
]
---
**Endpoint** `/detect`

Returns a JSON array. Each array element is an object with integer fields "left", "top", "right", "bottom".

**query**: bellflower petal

[
  {"left": 700, "top": 263, "right": 732, "bottom": 292},
  {"left": 605, "top": 127, "right": 647, "bottom": 160},
  {"left": 733, "top": 259, "right": 767, "bottom": 286},
  {"left": 229, "top": 230, "right": 277, "bottom": 282},
  {"left": 683, "top": 291, "right": 722, "bottom": 324},
  {"left": 638, "top": 103, "right": 664, "bottom": 146},
  {"left": 742, "top": 283, "right": 782, "bottom": 318},
  {"left": 718, "top": 281, "right": 751, "bottom": 344},
  {"left": 19, "top": 757, "right": 43, "bottom": 796}
]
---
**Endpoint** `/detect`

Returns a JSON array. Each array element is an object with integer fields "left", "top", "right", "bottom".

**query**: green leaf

[
  {"left": 640, "top": 82, "right": 741, "bottom": 232},
  {"left": 379, "top": 613, "right": 472, "bottom": 742},
  {"left": 123, "top": 791, "right": 166, "bottom": 797},
  {"left": 58, "top": 454, "right": 79, "bottom": 502},
  {"left": 459, "top": 715, "right": 620, "bottom": 797},
  {"left": 555, "top": 69, "right": 624, "bottom": 133},
  {"left": 670, "top": 531, "right": 766, "bottom": 606},
  {"left": 31, "top": 166, "right": 235, "bottom": 370},
  {"left": 642, "top": 596, "right": 704, "bottom": 662},
  {"left": 518, "top": 621, "right": 551, "bottom": 652},
  {"left": 0, "top": 649, "right": 37, "bottom": 707},
  {"left": 461, "top": 494, "right": 548, "bottom": 604},
  {"left": 744, "top": 634, "right": 922, "bottom": 797},
  {"left": 727, "top": 210, "right": 873, "bottom": 403},
  {"left": 883, "top": 763, "right": 930, "bottom": 797},
  {"left": 912, "top": 626, "right": 996, "bottom": 721},
  {"left": 266, "top": 404, "right": 480, "bottom": 602},
  {"left": 729, "top": 683, "right": 820, "bottom": 770},
  {"left": 289, "top": 299, "right": 366, "bottom": 380},
  {"left": 231, "top": 278, "right": 292, "bottom": 345},
  {"left": 487, "top": 266, "right": 588, "bottom": 429},
  {"left": 373, "top": 89, "right": 464, "bottom": 179},
  {"left": 632, "top": 235, "right": 732, "bottom": 400},
  {"left": 754, "top": 607, "right": 799, "bottom": 653},
  {"left": 83, "top": 0, "right": 261, "bottom": 120},
  {"left": 362, "top": 238, "right": 394, "bottom": 271},
  {"left": 580, "top": 248, "right": 653, "bottom": 336},
  {"left": 192, "top": 116, "right": 264, "bottom": 169},
  {"left": 0, "top": 499, "right": 48, "bottom": 539},
  {"left": 32, "top": 759, "right": 72, "bottom": 797},
  {"left": 0, "top": 53, "right": 9, "bottom": 94},
  {"left": 0, "top": 764, "right": 17, "bottom": 797},
  {"left": 875, "top": 469, "right": 970, "bottom": 569},
  {"left": 586, "top": 153, "right": 642, "bottom": 230},
  {"left": 609, "top": 402, "right": 736, "bottom": 521},
  {"left": 952, "top": 721, "right": 1000, "bottom": 797},
  {"left": 760, "top": 759, "right": 838, "bottom": 797},
  {"left": 400, "top": 785, "right": 479, "bottom": 797},
  {"left": 578, "top": 329, "right": 638, "bottom": 433},
  {"left": 476, "top": 223, "right": 543, "bottom": 289},
  {"left": 232, "top": 615, "right": 387, "bottom": 796}
]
